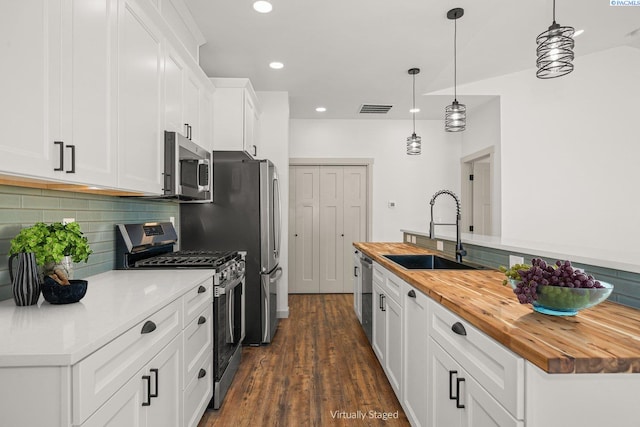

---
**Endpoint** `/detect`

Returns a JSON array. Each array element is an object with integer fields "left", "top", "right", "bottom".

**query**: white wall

[
  {"left": 450, "top": 46, "right": 640, "bottom": 265},
  {"left": 256, "top": 91, "right": 290, "bottom": 317},
  {"left": 289, "top": 119, "right": 463, "bottom": 241}
]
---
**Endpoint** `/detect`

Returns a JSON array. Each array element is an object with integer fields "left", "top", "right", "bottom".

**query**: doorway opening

[{"left": 460, "top": 147, "right": 498, "bottom": 236}]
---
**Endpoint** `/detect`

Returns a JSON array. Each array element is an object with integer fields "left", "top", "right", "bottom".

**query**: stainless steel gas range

[{"left": 116, "top": 222, "right": 245, "bottom": 409}]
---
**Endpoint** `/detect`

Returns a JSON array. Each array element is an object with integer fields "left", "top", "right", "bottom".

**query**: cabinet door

[
  {"left": 60, "top": 0, "right": 117, "bottom": 187},
  {"left": 353, "top": 251, "right": 361, "bottom": 321},
  {"left": 146, "top": 336, "right": 182, "bottom": 427},
  {"left": 117, "top": 0, "right": 163, "bottom": 194},
  {"left": 385, "top": 295, "right": 402, "bottom": 400},
  {"left": 243, "top": 92, "right": 258, "bottom": 157},
  {"left": 403, "top": 286, "right": 429, "bottom": 427},
  {"left": 429, "top": 339, "right": 463, "bottom": 427},
  {"left": 372, "top": 283, "right": 386, "bottom": 365},
  {"left": 0, "top": 0, "right": 58, "bottom": 177},
  {"left": 462, "top": 375, "right": 524, "bottom": 427},
  {"left": 81, "top": 369, "right": 146, "bottom": 427},
  {"left": 164, "top": 46, "right": 185, "bottom": 135},
  {"left": 198, "top": 90, "right": 214, "bottom": 150},
  {"left": 184, "top": 72, "right": 200, "bottom": 143}
]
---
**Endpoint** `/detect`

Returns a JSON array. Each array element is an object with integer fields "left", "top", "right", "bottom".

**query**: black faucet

[{"left": 429, "top": 190, "right": 467, "bottom": 263}]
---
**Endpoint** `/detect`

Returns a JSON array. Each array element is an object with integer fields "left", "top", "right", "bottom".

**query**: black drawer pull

[
  {"left": 456, "top": 377, "right": 466, "bottom": 408},
  {"left": 449, "top": 370, "right": 458, "bottom": 400},
  {"left": 66, "top": 144, "right": 75, "bottom": 173},
  {"left": 142, "top": 375, "right": 151, "bottom": 406},
  {"left": 198, "top": 368, "right": 207, "bottom": 379},
  {"left": 141, "top": 320, "right": 156, "bottom": 334},
  {"left": 197, "top": 285, "right": 206, "bottom": 294},
  {"left": 451, "top": 322, "right": 467, "bottom": 336},
  {"left": 198, "top": 316, "right": 206, "bottom": 325},
  {"left": 150, "top": 368, "right": 158, "bottom": 398},
  {"left": 407, "top": 289, "right": 416, "bottom": 298}
]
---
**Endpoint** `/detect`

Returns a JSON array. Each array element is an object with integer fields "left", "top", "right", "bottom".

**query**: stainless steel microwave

[{"left": 163, "top": 131, "right": 211, "bottom": 202}]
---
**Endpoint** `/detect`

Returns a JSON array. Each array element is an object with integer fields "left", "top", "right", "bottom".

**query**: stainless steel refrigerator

[{"left": 180, "top": 151, "right": 282, "bottom": 345}]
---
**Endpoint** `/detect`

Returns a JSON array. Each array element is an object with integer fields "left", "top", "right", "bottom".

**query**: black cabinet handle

[
  {"left": 451, "top": 322, "right": 467, "bottom": 336},
  {"left": 150, "top": 368, "right": 158, "bottom": 398},
  {"left": 295, "top": 234, "right": 298, "bottom": 237},
  {"left": 341, "top": 234, "right": 344, "bottom": 237},
  {"left": 54, "top": 141, "right": 64, "bottom": 171},
  {"left": 456, "top": 377, "right": 466, "bottom": 408},
  {"left": 381, "top": 294, "right": 386, "bottom": 312},
  {"left": 198, "top": 316, "right": 206, "bottom": 325},
  {"left": 66, "top": 144, "right": 75, "bottom": 173},
  {"left": 449, "top": 370, "right": 458, "bottom": 400},
  {"left": 142, "top": 375, "right": 151, "bottom": 406},
  {"left": 252, "top": 145, "right": 257, "bottom": 156},
  {"left": 141, "top": 320, "right": 156, "bottom": 334},
  {"left": 198, "top": 285, "right": 206, "bottom": 294},
  {"left": 354, "top": 266, "right": 358, "bottom": 277},
  {"left": 198, "top": 368, "right": 207, "bottom": 379},
  {"left": 408, "top": 289, "right": 416, "bottom": 298}
]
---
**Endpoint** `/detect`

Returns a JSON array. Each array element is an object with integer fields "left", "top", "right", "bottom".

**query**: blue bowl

[{"left": 42, "top": 277, "right": 88, "bottom": 304}]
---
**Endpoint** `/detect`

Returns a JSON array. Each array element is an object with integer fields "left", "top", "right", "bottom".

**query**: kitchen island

[{"left": 356, "top": 242, "right": 640, "bottom": 427}]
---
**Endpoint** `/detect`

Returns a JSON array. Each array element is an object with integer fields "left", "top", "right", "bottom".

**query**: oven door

[{"left": 213, "top": 275, "right": 244, "bottom": 380}]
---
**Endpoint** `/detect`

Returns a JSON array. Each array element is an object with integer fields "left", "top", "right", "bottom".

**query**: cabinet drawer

[
  {"left": 73, "top": 299, "right": 182, "bottom": 425},
  {"left": 384, "top": 272, "right": 404, "bottom": 306},
  {"left": 183, "top": 277, "right": 213, "bottom": 326},
  {"left": 373, "top": 262, "right": 385, "bottom": 285},
  {"left": 183, "top": 304, "right": 213, "bottom": 389},
  {"left": 183, "top": 354, "right": 213, "bottom": 427},
  {"left": 428, "top": 300, "right": 524, "bottom": 420}
]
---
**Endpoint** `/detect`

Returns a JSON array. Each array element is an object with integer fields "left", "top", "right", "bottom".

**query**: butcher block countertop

[{"left": 355, "top": 242, "right": 640, "bottom": 374}]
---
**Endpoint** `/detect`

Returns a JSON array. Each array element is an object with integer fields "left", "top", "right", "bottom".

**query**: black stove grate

[{"left": 133, "top": 250, "right": 237, "bottom": 268}]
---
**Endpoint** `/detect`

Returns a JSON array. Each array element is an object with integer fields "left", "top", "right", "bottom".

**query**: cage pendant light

[
  {"left": 406, "top": 68, "right": 422, "bottom": 155},
  {"left": 445, "top": 8, "right": 466, "bottom": 132},
  {"left": 536, "top": 0, "right": 575, "bottom": 79}
]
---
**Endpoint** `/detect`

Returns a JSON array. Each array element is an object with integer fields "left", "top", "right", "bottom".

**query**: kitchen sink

[{"left": 382, "top": 254, "right": 478, "bottom": 270}]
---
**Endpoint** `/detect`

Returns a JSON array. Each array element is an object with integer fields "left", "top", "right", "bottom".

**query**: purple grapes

[{"left": 512, "top": 258, "right": 603, "bottom": 304}]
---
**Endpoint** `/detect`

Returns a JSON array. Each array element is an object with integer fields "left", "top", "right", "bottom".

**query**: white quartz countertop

[
  {"left": 0, "top": 269, "right": 214, "bottom": 367},
  {"left": 402, "top": 229, "right": 640, "bottom": 274}
]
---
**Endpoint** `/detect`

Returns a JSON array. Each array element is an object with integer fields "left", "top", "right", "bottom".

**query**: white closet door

[
  {"left": 319, "top": 167, "right": 344, "bottom": 293},
  {"left": 291, "top": 166, "right": 320, "bottom": 293},
  {"left": 342, "top": 166, "right": 368, "bottom": 292}
]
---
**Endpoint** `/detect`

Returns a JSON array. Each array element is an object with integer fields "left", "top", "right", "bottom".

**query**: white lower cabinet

[
  {"left": 429, "top": 340, "right": 522, "bottom": 427},
  {"left": 402, "top": 283, "right": 429, "bottom": 427},
  {"left": 82, "top": 336, "right": 182, "bottom": 427},
  {"left": 371, "top": 263, "right": 403, "bottom": 401}
]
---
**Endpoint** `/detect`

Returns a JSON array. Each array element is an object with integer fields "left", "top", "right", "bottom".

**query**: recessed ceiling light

[
  {"left": 573, "top": 29, "right": 585, "bottom": 38},
  {"left": 269, "top": 61, "right": 284, "bottom": 69},
  {"left": 409, "top": 108, "right": 420, "bottom": 113},
  {"left": 315, "top": 107, "right": 326, "bottom": 112},
  {"left": 253, "top": 1, "right": 272, "bottom": 13}
]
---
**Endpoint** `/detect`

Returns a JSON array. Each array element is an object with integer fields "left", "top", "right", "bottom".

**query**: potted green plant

[{"left": 9, "top": 221, "right": 92, "bottom": 282}]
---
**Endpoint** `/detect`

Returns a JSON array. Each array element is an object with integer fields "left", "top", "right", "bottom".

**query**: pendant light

[
  {"left": 406, "top": 68, "right": 421, "bottom": 155},
  {"left": 445, "top": 8, "right": 466, "bottom": 132},
  {"left": 536, "top": 0, "right": 575, "bottom": 79}
]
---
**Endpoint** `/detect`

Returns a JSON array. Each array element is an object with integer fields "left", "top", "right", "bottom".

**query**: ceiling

[{"left": 184, "top": 0, "right": 640, "bottom": 120}]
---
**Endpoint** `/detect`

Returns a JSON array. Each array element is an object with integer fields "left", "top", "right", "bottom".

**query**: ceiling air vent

[{"left": 359, "top": 104, "right": 393, "bottom": 114}]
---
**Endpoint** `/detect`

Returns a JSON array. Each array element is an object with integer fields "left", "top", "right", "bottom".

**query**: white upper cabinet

[
  {"left": 211, "top": 78, "right": 261, "bottom": 158},
  {"left": 0, "top": 0, "right": 117, "bottom": 186},
  {"left": 164, "top": 46, "right": 186, "bottom": 135},
  {"left": 116, "top": 0, "right": 164, "bottom": 194}
]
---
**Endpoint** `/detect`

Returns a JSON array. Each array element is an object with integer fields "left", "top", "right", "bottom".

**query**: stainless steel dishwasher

[{"left": 360, "top": 254, "right": 373, "bottom": 343}]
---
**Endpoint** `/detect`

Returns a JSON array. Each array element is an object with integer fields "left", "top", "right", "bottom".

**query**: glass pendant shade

[
  {"left": 536, "top": 23, "right": 575, "bottom": 78},
  {"left": 445, "top": 8, "right": 466, "bottom": 133},
  {"left": 406, "top": 133, "right": 421, "bottom": 155},
  {"left": 536, "top": 0, "right": 575, "bottom": 79},
  {"left": 406, "top": 68, "right": 421, "bottom": 155},
  {"left": 445, "top": 100, "right": 466, "bottom": 132}
]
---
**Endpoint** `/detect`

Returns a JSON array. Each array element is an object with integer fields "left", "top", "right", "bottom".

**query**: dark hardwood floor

[{"left": 198, "top": 294, "right": 409, "bottom": 426}]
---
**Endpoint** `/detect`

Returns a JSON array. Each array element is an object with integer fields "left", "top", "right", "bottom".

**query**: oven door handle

[{"left": 226, "top": 286, "right": 235, "bottom": 344}]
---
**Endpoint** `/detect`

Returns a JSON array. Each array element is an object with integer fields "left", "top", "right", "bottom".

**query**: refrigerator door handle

[
  {"left": 273, "top": 176, "right": 282, "bottom": 259},
  {"left": 262, "top": 276, "right": 269, "bottom": 342}
]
